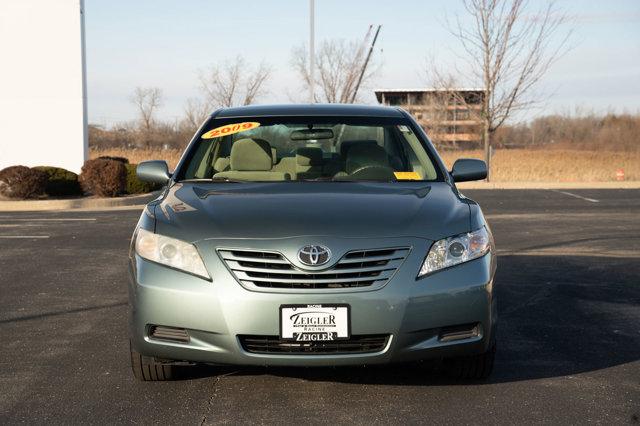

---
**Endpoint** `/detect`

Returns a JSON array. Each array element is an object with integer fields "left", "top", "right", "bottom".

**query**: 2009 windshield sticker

[
  {"left": 394, "top": 171, "right": 421, "bottom": 180},
  {"left": 201, "top": 122, "right": 260, "bottom": 139}
]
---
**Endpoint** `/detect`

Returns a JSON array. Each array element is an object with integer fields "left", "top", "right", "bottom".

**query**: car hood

[{"left": 153, "top": 182, "right": 471, "bottom": 242}]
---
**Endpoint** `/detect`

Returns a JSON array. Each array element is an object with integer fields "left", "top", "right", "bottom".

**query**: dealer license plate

[{"left": 280, "top": 304, "right": 350, "bottom": 341}]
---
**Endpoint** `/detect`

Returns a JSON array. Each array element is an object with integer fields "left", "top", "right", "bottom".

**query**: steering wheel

[{"left": 344, "top": 165, "right": 397, "bottom": 181}]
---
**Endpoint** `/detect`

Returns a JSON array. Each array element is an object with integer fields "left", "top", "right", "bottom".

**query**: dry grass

[
  {"left": 440, "top": 149, "right": 640, "bottom": 182},
  {"left": 91, "top": 148, "right": 640, "bottom": 182},
  {"left": 91, "top": 148, "right": 183, "bottom": 170}
]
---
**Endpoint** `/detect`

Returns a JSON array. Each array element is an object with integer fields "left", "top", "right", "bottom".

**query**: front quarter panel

[
  {"left": 128, "top": 202, "right": 158, "bottom": 330},
  {"left": 468, "top": 200, "right": 487, "bottom": 232}
]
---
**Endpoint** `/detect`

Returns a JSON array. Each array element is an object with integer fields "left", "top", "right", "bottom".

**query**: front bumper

[{"left": 128, "top": 236, "right": 496, "bottom": 366}]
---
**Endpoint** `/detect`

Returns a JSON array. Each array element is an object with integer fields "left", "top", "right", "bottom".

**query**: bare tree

[
  {"left": 130, "top": 87, "right": 163, "bottom": 147},
  {"left": 199, "top": 56, "right": 271, "bottom": 108},
  {"left": 424, "top": 91, "right": 467, "bottom": 149},
  {"left": 419, "top": 66, "right": 481, "bottom": 149},
  {"left": 292, "top": 38, "right": 379, "bottom": 103},
  {"left": 182, "top": 97, "right": 210, "bottom": 131},
  {"left": 444, "top": 0, "right": 571, "bottom": 180}
]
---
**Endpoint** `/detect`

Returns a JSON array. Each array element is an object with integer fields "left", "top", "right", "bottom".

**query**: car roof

[{"left": 213, "top": 103, "right": 405, "bottom": 118}]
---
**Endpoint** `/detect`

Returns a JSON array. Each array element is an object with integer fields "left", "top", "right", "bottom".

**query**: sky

[{"left": 85, "top": 0, "right": 640, "bottom": 126}]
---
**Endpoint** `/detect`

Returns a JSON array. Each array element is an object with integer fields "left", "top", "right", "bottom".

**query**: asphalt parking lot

[{"left": 1, "top": 189, "right": 638, "bottom": 424}]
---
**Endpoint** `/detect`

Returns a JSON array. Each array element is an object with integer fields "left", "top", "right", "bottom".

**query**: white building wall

[{"left": 0, "top": 0, "right": 87, "bottom": 174}]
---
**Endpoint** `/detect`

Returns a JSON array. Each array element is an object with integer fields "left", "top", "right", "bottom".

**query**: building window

[
  {"left": 457, "top": 110, "right": 470, "bottom": 120},
  {"left": 386, "top": 95, "right": 405, "bottom": 106}
]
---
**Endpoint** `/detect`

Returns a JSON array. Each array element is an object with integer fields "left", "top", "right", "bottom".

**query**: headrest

[
  {"left": 345, "top": 144, "right": 389, "bottom": 174},
  {"left": 296, "top": 147, "right": 323, "bottom": 167},
  {"left": 230, "top": 138, "right": 273, "bottom": 171},
  {"left": 213, "top": 157, "right": 230, "bottom": 172},
  {"left": 340, "top": 140, "right": 378, "bottom": 158}
]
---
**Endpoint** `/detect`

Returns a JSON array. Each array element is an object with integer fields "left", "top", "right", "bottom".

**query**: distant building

[{"left": 374, "top": 88, "right": 485, "bottom": 146}]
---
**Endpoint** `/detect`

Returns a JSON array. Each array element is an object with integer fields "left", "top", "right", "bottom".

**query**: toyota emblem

[{"left": 297, "top": 245, "right": 331, "bottom": 266}]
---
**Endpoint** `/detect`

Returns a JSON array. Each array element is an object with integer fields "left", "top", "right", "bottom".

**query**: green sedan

[{"left": 129, "top": 104, "right": 496, "bottom": 381}]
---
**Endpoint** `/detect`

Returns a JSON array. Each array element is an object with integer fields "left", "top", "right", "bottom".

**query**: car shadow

[{"left": 177, "top": 253, "right": 640, "bottom": 385}]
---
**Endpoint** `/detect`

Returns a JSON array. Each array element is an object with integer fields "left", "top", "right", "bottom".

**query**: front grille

[
  {"left": 239, "top": 334, "right": 390, "bottom": 354},
  {"left": 218, "top": 247, "right": 410, "bottom": 290}
]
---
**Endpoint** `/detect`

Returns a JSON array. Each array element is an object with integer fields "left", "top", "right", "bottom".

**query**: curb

[
  {"left": 1, "top": 183, "right": 638, "bottom": 212},
  {"left": 0, "top": 192, "right": 161, "bottom": 212},
  {"left": 456, "top": 181, "right": 640, "bottom": 189}
]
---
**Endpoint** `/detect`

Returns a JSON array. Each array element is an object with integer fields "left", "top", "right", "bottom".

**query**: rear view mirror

[
  {"left": 137, "top": 160, "right": 171, "bottom": 185},
  {"left": 451, "top": 159, "right": 487, "bottom": 182},
  {"left": 290, "top": 129, "right": 334, "bottom": 141}
]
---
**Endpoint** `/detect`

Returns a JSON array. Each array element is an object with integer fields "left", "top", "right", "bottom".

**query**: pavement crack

[
  {"left": 200, "top": 375, "right": 222, "bottom": 426},
  {"left": 0, "top": 301, "right": 127, "bottom": 324},
  {"left": 502, "top": 285, "right": 554, "bottom": 316}
]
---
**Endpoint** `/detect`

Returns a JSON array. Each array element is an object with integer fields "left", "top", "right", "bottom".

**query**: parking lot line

[
  {"left": 549, "top": 189, "right": 599, "bottom": 203},
  {"left": 0, "top": 218, "right": 97, "bottom": 221},
  {"left": 0, "top": 224, "right": 47, "bottom": 227},
  {"left": 0, "top": 235, "right": 50, "bottom": 239}
]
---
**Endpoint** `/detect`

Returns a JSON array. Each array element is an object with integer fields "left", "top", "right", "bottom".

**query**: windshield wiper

[
  {"left": 299, "top": 177, "right": 332, "bottom": 182},
  {"left": 210, "top": 177, "right": 247, "bottom": 183}
]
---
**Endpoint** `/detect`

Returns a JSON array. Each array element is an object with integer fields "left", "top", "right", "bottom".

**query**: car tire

[
  {"left": 443, "top": 343, "right": 496, "bottom": 380},
  {"left": 130, "top": 341, "right": 175, "bottom": 381}
]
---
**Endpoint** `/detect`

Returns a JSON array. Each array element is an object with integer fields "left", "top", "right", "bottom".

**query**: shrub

[
  {"left": 79, "top": 158, "right": 126, "bottom": 197},
  {"left": 124, "top": 163, "right": 162, "bottom": 194},
  {"left": 0, "top": 166, "right": 48, "bottom": 199},
  {"left": 97, "top": 155, "right": 129, "bottom": 164},
  {"left": 33, "top": 166, "right": 82, "bottom": 197}
]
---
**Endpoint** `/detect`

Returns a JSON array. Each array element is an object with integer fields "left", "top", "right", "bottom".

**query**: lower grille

[{"left": 239, "top": 334, "right": 390, "bottom": 354}]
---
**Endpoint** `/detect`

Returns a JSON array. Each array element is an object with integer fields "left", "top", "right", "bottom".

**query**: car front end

[{"left": 127, "top": 104, "right": 496, "bottom": 381}]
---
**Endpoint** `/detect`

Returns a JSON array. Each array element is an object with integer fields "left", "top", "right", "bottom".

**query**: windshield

[{"left": 177, "top": 116, "right": 442, "bottom": 182}]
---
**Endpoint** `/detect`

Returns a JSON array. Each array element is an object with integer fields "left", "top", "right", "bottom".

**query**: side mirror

[
  {"left": 137, "top": 160, "right": 171, "bottom": 185},
  {"left": 451, "top": 158, "right": 487, "bottom": 182}
]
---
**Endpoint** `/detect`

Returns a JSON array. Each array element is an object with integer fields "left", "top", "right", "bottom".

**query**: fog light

[
  {"left": 148, "top": 325, "right": 190, "bottom": 343},
  {"left": 438, "top": 323, "right": 480, "bottom": 342}
]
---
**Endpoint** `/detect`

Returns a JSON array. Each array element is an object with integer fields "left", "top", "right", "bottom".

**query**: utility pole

[
  {"left": 309, "top": 0, "right": 315, "bottom": 103},
  {"left": 350, "top": 25, "right": 381, "bottom": 104}
]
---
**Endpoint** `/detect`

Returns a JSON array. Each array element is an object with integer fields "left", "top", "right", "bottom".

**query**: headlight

[
  {"left": 135, "top": 228, "right": 210, "bottom": 280},
  {"left": 418, "top": 227, "right": 492, "bottom": 277}
]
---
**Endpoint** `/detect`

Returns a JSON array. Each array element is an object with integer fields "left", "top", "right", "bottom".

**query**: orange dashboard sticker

[
  {"left": 394, "top": 171, "right": 421, "bottom": 180},
  {"left": 201, "top": 122, "right": 260, "bottom": 139}
]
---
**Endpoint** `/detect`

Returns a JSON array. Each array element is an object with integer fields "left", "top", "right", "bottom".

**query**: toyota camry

[{"left": 129, "top": 104, "right": 496, "bottom": 381}]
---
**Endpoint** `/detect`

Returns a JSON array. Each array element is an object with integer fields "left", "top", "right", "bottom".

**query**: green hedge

[
  {"left": 33, "top": 166, "right": 82, "bottom": 196},
  {"left": 26, "top": 162, "right": 160, "bottom": 198},
  {"left": 125, "top": 163, "right": 162, "bottom": 194}
]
